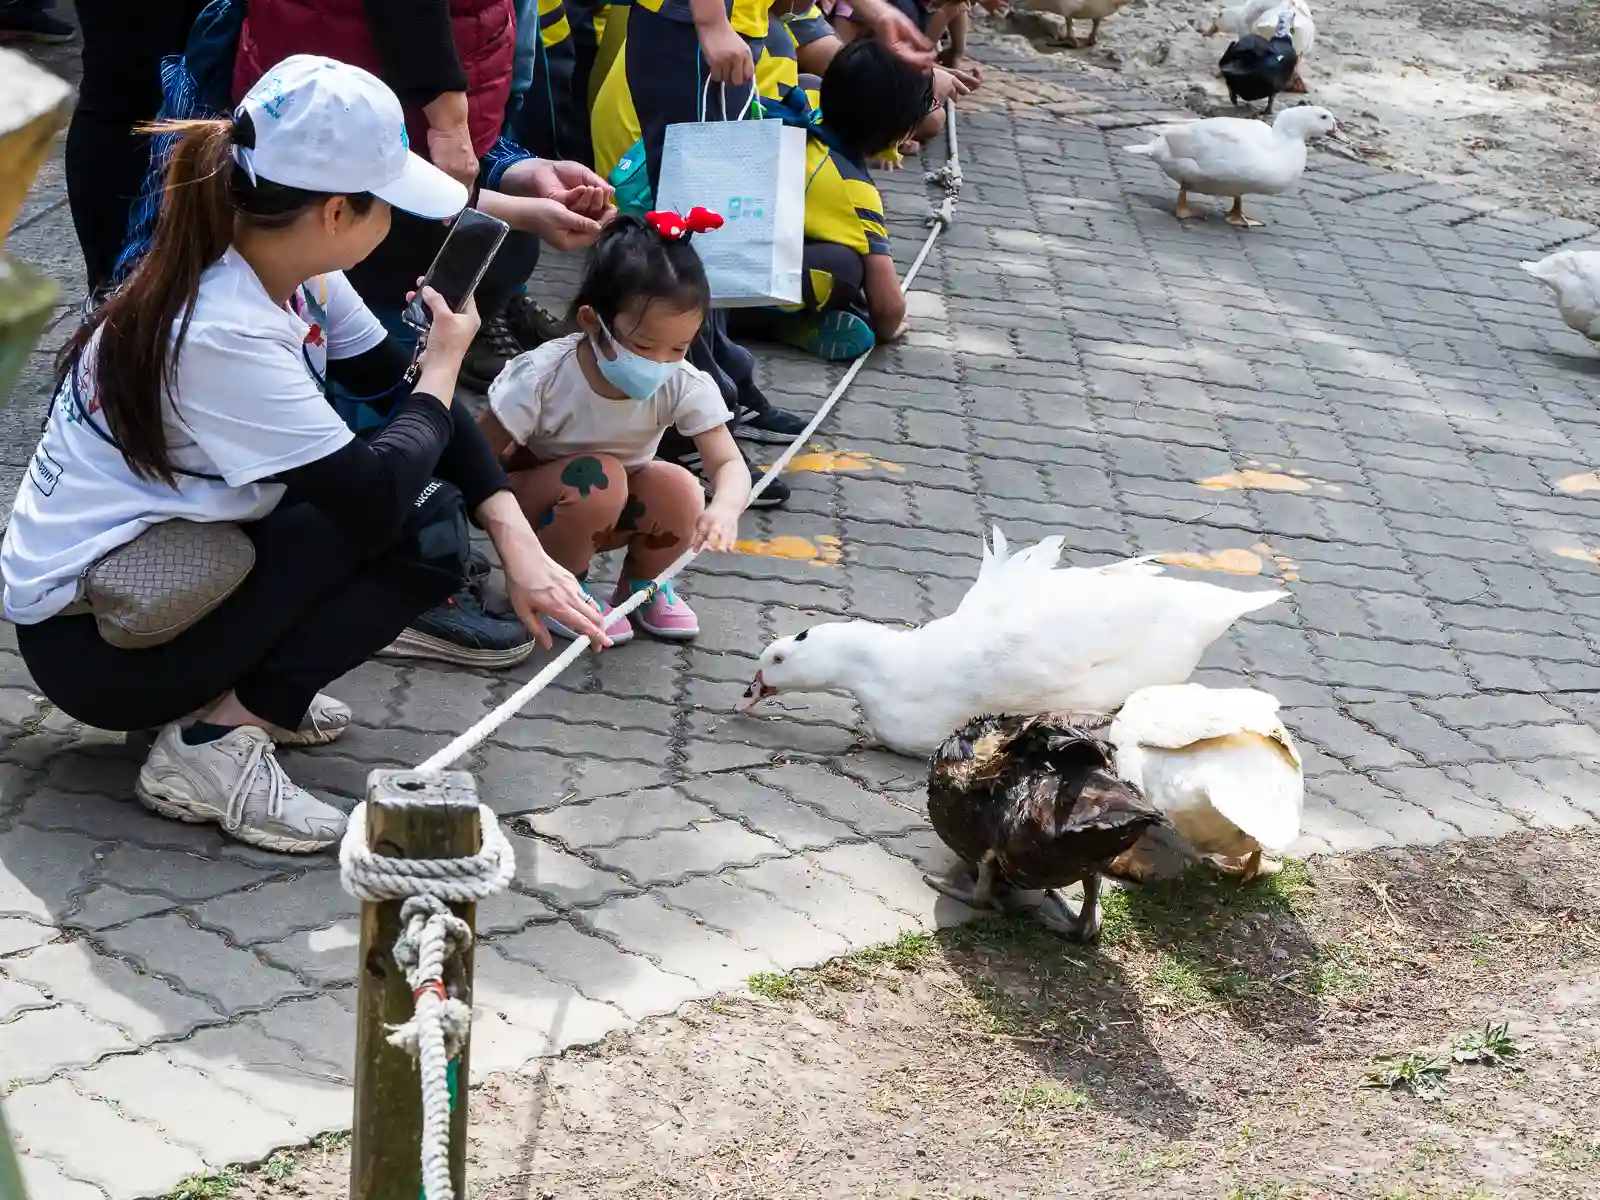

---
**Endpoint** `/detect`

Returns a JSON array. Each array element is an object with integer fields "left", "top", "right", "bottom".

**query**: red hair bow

[{"left": 645, "top": 207, "right": 725, "bottom": 240}]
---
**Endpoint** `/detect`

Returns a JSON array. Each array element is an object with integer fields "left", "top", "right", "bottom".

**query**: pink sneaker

[
  {"left": 617, "top": 579, "right": 700, "bottom": 641},
  {"left": 543, "top": 584, "right": 635, "bottom": 645}
]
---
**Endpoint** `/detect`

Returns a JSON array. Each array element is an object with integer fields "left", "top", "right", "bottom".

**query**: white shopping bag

[{"left": 656, "top": 82, "right": 807, "bottom": 308}]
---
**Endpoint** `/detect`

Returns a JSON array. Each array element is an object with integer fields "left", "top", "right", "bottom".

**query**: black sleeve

[
  {"left": 365, "top": 0, "right": 468, "bottom": 109},
  {"left": 276, "top": 392, "right": 454, "bottom": 544},
  {"left": 435, "top": 400, "right": 512, "bottom": 517},
  {"left": 325, "top": 336, "right": 415, "bottom": 421}
]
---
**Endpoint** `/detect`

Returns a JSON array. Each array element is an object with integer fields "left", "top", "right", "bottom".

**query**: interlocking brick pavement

[{"left": 6, "top": 31, "right": 1600, "bottom": 1198}]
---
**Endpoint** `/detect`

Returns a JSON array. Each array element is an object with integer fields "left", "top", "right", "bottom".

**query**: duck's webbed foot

[
  {"left": 1033, "top": 874, "right": 1103, "bottom": 942},
  {"left": 1226, "top": 197, "right": 1264, "bottom": 228},
  {"left": 924, "top": 857, "right": 1003, "bottom": 909},
  {"left": 1202, "top": 848, "right": 1273, "bottom": 881}
]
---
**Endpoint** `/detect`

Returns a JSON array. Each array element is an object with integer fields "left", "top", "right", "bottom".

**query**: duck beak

[
  {"left": 737, "top": 670, "right": 778, "bottom": 713},
  {"left": 1328, "top": 122, "right": 1349, "bottom": 143}
]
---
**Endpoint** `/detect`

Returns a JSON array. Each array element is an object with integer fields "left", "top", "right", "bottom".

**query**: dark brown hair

[{"left": 56, "top": 115, "right": 376, "bottom": 485}]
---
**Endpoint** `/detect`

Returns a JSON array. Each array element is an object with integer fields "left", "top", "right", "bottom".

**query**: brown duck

[{"left": 924, "top": 712, "right": 1164, "bottom": 940}]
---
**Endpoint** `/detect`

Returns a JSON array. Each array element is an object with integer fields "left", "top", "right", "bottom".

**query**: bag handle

[{"left": 699, "top": 76, "right": 756, "bottom": 124}]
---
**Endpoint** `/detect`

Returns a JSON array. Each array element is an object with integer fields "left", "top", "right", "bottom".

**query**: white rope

[
  {"left": 414, "top": 99, "right": 966, "bottom": 775},
  {"left": 339, "top": 804, "right": 515, "bottom": 1200}
]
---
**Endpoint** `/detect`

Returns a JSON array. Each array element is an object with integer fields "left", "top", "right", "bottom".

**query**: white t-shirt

[
  {"left": 1, "top": 248, "right": 387, "bottom": 624},
  {"left": 487, "top": 334, "right": 732, "bottom": 469}
]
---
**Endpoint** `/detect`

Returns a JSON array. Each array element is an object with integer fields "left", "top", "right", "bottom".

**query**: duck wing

[
  {"left": 1110, "top": 685, "right": 1303, "bottom": 851},
  {"left": 926, "top": 715, "right": 1020, "bottom": 867},
  {"left": 946, "top": 572, "right": 1285, "bottom": 717}
]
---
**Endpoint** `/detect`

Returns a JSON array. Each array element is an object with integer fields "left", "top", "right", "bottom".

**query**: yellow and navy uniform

[
  {"left": 632, "top": 0, "right": 773, "bottom": 37},
  {"left": 592, "top": 9, "right": 796, "bottom": 181},
  {"left": 804, "top": 135, "right": 890, "bottom": 258},
  {"left": 782, "top": 3, "right": 834, "bottom": 46}
]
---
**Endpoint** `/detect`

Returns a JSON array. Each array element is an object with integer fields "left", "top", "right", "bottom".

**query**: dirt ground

[
  {"left": 980, "top": 0, "right": 1600, "bottom": 222},
  {"left": 189, "top": 828, "right": 1600, "bottom": 1200}
]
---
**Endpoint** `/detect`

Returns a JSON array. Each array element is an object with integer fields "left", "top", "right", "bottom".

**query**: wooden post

[{"left": 350, "top": 769, "right": 481, "bottom": 1200}]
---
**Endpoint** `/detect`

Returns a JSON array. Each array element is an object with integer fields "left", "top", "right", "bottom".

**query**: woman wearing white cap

[{"left": 1, "top": 55, "right": 610, "bottom": 854}]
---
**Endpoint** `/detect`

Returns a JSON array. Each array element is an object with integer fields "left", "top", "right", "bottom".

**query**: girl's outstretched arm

[{"left": 690, "top": 424, "right": 752, "bottom": 551}]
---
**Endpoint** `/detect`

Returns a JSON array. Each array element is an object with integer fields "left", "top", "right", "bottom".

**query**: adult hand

[
  {"left": 699, "top": 21, "right": 755, "bottom": 85},
  {"left": 519, "top": 197, "right": 605, "bottom": 251},
  {"left": 413, "top": 287, "right": 480, "bottom": 363},
  {"left": 502, "top": 535, "right": 611, "bottom": 650},
  {"left": 423, "top": 93, "right": 478, "bottom": 190},
  {"left": 525, "top": 159, "right": 615, "bottom": 217},
  {"left": 858, "top": 0, "right": 935, "bottom": 70}
]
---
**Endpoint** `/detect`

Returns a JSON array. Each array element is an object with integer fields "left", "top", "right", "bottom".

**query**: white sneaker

[
  {"left": 136, "top": 724, "right": 347, "bottom": 854},
  {"left": 176, "top": 692, "right": 352, "bottom": 748},
  {"left": 263, "top": 693, "right": 352, "bottom": 748}
]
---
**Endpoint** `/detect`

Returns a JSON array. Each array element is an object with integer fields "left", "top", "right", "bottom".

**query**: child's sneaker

[
  {"left": 616, "top": 579, "right": 699, "bottom": 641},
  {"left": 542, "top": 583, "right": 635, "bottom": 645},
  {"left": 774, "top": 310, "right": 877, "bottom": 363}
]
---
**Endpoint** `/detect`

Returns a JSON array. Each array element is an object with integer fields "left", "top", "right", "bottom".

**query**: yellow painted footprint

[
  {"left": 1554, "top": 546, "right": 1600, "bottom": 567},
  {"left": 1557, "top": 472, "right": 1600, "bottom": 495},
  {"left": 733, "top": 534, "right": 843, "bottom": 567},
  {"left": 766, "top": 446, "right": 906, "bottom": 476},
  {"left": 1198, "top": 459, "right": 1341, "bottom": 496},
  {"left": 1157, "top": 541, "right": 1300, "bottom": 582}
]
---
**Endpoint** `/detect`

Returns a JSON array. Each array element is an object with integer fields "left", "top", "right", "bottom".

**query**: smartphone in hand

[{"left": 402, "top": 208, "right": 511, "bottom": 331}]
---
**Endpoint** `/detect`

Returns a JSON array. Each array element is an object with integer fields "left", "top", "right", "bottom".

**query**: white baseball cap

[{"left": 234, "top": 54, "right": 467, "bottom": 221}]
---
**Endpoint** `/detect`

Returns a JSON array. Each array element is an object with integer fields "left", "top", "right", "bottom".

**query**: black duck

[{"left": 923, "top": 712, "right": 1164, "bottom": 941}]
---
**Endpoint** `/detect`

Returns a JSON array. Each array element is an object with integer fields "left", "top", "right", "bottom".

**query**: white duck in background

[
  {"left": 1126, "top": 105, "right": 1342, "bottom": 228},
  {"left": 1108, "top": 683, "right": 1303, "bottom": 881},
  {"left": 1022, "top": 0, "right": 1134, "bottom": 48},
  {"left": 738, "top": 529, "right": 1286, "bottom": 758},
  {"left": 1206, "top": 0, "right": 1315, "bottom": 88},
  {"left": 1522, "top": 250, "right": 1600, "bottom": 340}
]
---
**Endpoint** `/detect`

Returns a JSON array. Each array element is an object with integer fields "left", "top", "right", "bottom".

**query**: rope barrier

[{"left": 412, "top": 100, "right": 965, "bottom": 775}]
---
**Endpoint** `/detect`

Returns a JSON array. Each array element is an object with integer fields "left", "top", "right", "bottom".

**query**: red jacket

[{"left": 234, "top": 0, "right": 515, "bottom": 160}]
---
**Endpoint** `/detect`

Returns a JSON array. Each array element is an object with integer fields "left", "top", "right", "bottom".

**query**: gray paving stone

[
  {"left": 3, "top": 939, "right": 222, "bottom": 1039},
  {"left": 679, "top": 774, "right": 857, "bottom": 851},
  {"left": 0, "top": 971, "right": 53, "bottom": 1022},
  {"left": 191, "top": 869, "right": 359, "bottom": 945},
  {"left": 504, "top": 831, "right": 638, "bottom": 907},
  {"left": 5, "top": 1078, "right": 207, "bottom": 1200},
  {"left": 15, "top": 1153, "right": 109, "bottom": 1200},
  {"left": 0, "top": 918, "right": 55, "bottom": 956},
  {"left": 492, "top": 920, "right": 700, "bottom": 1019},
  {"left": 94, "top": 913, "right": 309, "bottom": 1014},
  {"left": 581, "top": 892, "right": 779, "bottom": 990},
  {"left": 804, "top": 841, "right": 975, "bottom": 929},
  {"left": 653, "top": 876, "right": 852, "bottom": 970},
  {"left": 586, "top": 821, "right": 787, "bottom": 886},
  {"left": 470, "top": 949, "right": 632, "bottom": 1077},
  {"left": 162, "top": 1024, "right": 352, "bottom": 1136},
  {"left": 755, "top": 763, "right": 928, "bottom": 837},
  {"left": 91, "top": 844, "right": 271, "bottom": 902},
  {"left": 1443, "top": 763, "right": 1594, "bottom": 829},
  {"left": 729, "top": 856, "right": 913, "bottom": 949},
  {"left": 529, "top": 786, "right": 716, "bottom": 848},
  {"left": 74, "top": 1051, "right": 302, "bottom": 1166}
]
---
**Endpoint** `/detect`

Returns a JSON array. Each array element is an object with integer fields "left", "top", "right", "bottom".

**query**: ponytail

[{"left": 54, "top": 114, "right": 378, "bottom": 487}]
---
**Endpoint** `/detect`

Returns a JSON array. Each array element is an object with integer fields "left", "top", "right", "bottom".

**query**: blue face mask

[{"left": 592, "top": 319, "right": 684, "bottom": 401}]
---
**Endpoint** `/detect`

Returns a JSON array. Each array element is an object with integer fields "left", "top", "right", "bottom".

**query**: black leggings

[
  {"left": 16, "top": 493, "right": 460, "bottom": 734},
  {"left": 66, "top": 0, "right": 206, "bottom": 296}
]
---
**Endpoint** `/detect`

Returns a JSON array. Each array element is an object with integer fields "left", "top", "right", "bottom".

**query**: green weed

[
  {"left": 747, "top": 971, "right": 799, "bottom": 1000},
  {"left": 168, "top": 1169, "right": 242, "bottom": 1200},
  {"left": 1451, "top": 1021, "right": 1524, "bottom": 1068},
  {"left": 1363, "top": 1051, "right": 1451, "bottom": 1099}
]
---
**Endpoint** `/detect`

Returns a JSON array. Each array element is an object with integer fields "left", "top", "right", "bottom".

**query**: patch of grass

[
  {"left": 748, "top": 970, "right": 800, "bottom": 1000},
  {"left": 1451, "top": 1020, "right": 1524, "bottom": 1068},
  {"left": 1150, "top": 953, "right": 1213, "bottom": 1005},
  {"left": 942, "top": 913, "right": 1062, "bottom": 956},
  {"left": 1306, "top": 941, "right": 1372, "bottom": 996},
  {"left": 1002, "top": 1078, "right": 1089, "bottom": 1115},
  {"left": 314, "top": 1130, "right": 351, "bottom": 1153},
  {"left": 260, "top": 1151, "right": 296, "bottom": 1184},
  {"left": 168, "top": 1169, "right": 243, "bottom": 1200},
  {"left": 1227, "top": 1184, "right": 1295, "bottom": 1200},
  {"left": 1363, "top": 1051, "right": 1451, "bottom": 1100},
  {"left": 1545, "top": 1130, "right": 1600, "bottom": 1171},
  {"left": 853, "top": 930, "right": 933, "bottom": 971}
]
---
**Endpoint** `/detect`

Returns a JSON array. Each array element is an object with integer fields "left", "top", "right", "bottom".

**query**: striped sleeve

[
  {"left": 839, "top": 171, "right": 891, "bottom": 256},
  {"left": 482, "top": 135, "right": 538, "bottom": 190}
]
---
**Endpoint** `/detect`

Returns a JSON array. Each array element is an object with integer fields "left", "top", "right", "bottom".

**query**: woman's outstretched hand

[{"left": 500, "top": 532, "right": 611, "bottom": 649}]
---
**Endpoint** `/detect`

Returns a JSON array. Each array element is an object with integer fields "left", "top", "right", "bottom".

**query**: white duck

[
  {"left": 1522, "top": 250, "right": 1600, "bottom": 340},
  {"left": 738, "top": 529, "right": 1286, "bottom": 758},
  {"left": 1206, "top": 0, "right": 1315, "bottom": 87},
  {"left": 1125, "top": 105, "right": 1341, "bottom": 228},
  {"left": 1108, "top": 683, "right": 1302, "bottom": 882}
]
